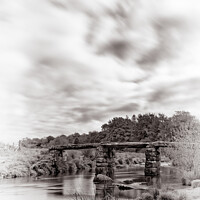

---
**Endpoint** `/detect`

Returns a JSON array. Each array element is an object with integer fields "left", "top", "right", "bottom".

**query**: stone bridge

[{"left": 49, "top": 141, "right": 173, "bottom": 184}]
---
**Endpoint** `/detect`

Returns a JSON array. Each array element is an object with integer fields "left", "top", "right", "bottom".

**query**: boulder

[
  {"left": 123, "top": 179, "right": 134, "bottom": 184},
  {"left": 191, "top": 179, "right": 200, "bottom": 188},
  {"left": 94, "top": 174, "right": 113, "bottom": 183}
]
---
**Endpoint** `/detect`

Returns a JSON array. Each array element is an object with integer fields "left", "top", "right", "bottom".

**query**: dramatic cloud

[{"left": 0, "top": 0, "right": 200, "bottom": 143}]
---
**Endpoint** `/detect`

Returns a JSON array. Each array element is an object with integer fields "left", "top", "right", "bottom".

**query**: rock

[
  {"left": 113, "top": 183, "right": 134, "bottom": 190},
  {"left": 191, "top": 179, "right": 200, "bottom": 188},
  {"left": 94, "top": 174, "right": 113, "bottom": 182},
  {"left": 123, "top": 179, "right": 134, "bottom": 184},
  {"left": 141, "top": 192, "right": 153, "bottom": 200},
  {"left": 145, "top": 161, "right": 160, "bottom": 168},
  {"left": 96, "top": 163, "right": 108, "bottom": 167},
  {"left": 96, "top": 158, "right": 106, "bottom": 163},
  {"left": 181, "top": 177, "right": 191, "bottom": 186},
  {"left": 113, "top": 182, "right": 148, "bottom": 191},
  {"left": 146, "top": 156, "right": 160, "bottom": 161},
  {"left": 133, "top": 159, "right": 139, "bottom": 164},
  {"left": 116, "top": 165, "right": 124, "bottom": 169}
]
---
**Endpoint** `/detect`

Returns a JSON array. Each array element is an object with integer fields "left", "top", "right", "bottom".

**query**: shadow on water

[
  {"left": 94, "top": 166, "right": 183, "bottom": 199},
  {"left": 61, "top": 166, "right": 182, "bottom": 199},
  {"left": 0, "top": 166, "right": 183, "bottom": 200}
]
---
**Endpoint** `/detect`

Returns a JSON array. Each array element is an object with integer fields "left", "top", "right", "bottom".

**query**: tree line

[{"left": 20, "top": 111, "right": 200, "bottom": 148}]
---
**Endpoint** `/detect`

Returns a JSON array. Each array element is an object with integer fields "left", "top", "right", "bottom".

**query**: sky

[{"left": 1, "top": 0, "right": 200, "bottom": 143}]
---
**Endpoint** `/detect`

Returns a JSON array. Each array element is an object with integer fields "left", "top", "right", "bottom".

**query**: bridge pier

[
  {"left": 94, "top": 145, "right": 115, "bottom": 182},
  {"left": 145, "top": 146, "right": 161, "bottom": 188}
]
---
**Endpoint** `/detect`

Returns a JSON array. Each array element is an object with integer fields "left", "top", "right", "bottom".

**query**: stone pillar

[
  {"left": 94, "top": 145, "right": 115, "bottom": 182},
  {"left": 145, "top": 146, "right": 161, "bottom": 188},
  {"left": 107, "top": 147, "right": 115, "bottom": 180},
  {"left": 50, "top": 149, "right": 65, "bottom": 175},
  {"left": 59, "top": 150, "right": 63, "bottom": 157},
  {"left": 145, "top": 146, "right": 160, "bottom": 176}
]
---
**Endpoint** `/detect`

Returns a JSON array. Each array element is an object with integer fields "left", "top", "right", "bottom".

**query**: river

[{"left": 0, "top": 166, "right": 184, "bottom": 200}]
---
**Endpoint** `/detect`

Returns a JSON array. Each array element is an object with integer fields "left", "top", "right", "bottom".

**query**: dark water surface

[{"left": 0, "top": 166, "right": 183, "bottom": 200}]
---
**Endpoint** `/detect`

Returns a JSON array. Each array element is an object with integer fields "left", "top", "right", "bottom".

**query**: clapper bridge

[{"left": 49, "top": 141, "right": 173, "bottom": 185}]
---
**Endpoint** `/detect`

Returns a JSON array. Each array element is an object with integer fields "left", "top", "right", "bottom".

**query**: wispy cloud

[{"left": 0, "top": 0, "right": 200, "bottom": 143}]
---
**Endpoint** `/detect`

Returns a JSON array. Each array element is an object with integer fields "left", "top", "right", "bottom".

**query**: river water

[{"left": 0, "top": 166, "right": 184, "bottom": 200}]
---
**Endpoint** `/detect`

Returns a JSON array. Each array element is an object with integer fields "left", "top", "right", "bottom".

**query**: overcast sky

[{"left": 1, "top": 0, "right": 200, "bottom": 143}]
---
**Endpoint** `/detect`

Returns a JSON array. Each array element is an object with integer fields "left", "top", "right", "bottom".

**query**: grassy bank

[
  {"left": 71, "top": 187, "right": 199, "bottom": 200},
  {"left": 0, "top": 146, "right": 49, "bottom": 178},
  {"left": 0, "top": 147, "right": 147, "bottom": 178},
  {"left": 0, "top": 146, "right": 95, "bottom": 178},
  {"left": 0, "top": 146, "right": 171, "bottom": 179}
]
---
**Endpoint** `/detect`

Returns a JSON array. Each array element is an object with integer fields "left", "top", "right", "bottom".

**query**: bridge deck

[{"left": 49, "top": 141, "right": 173, "bottom": 151}]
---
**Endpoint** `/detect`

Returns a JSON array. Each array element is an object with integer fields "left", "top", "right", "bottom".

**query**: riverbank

[
  {"left": 0, "top": 148, "right": 144, "bottom": 178},
  {"left": 0, "top": 147, "right": 171, "bottom": 179},
  {"left": 1, "top": 154, "right": 199, "bottom": 200},
  {"left": 140, "top": 185, "right": 200, "bottom": 200},
  {"left": 0, "top": 147, "right": 95, "bottom": 178},
  {"left": 0, "top": 147, "right": 49, "bottom": 178},
  {"left": 177, "top": 187, "right": 200, "bottom": 200}
]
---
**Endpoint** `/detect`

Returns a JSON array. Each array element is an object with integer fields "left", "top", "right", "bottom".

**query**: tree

[
  {"left": 100, "top": 117, "right": 136, "bottom": 142},
  {"left": 135, "top": 113, "right": 170, "bottom": 141},
  {"left": 49, "top": 135, "right": 69, "bottom": 146},
  {"left": 167, "top": 111, "right": 200, "bottom": 175},
  {"left": 88, "top": 131, "right": 99, "bottom": 143},
  {"left": 74, "top": 137, "right": 79, "bottom": 144}
]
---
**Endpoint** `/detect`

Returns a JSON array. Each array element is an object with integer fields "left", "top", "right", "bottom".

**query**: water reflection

[
  {"left": 62, "top": 174, "right": 95, "bottom": 196},
  {"left": 145, "top": 176, "right": 161, "bottom": 188},
  {"left": 0, "top": 166, "right": 182, "bottom": 200},
  {"left": 95, "top": 182, "right": 114, "bottom": 199},
  {"left": 114, "top": 187, "right": 144, "bottom": 200}
]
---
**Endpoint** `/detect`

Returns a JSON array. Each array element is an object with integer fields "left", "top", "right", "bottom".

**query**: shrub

[
  {"left": 118, "top": 158, "right": 123, "bottom": 165},
  {"left": 180, "top": 170, "right": 199, "bottom": 186},
  {"left": 82, "top": 149, "right": 93, "bottom": 158},
  {"left": 125, "top": 158, "right": 130, "bottom": 165},
  {"left": 73, "top": 159, "right": 84, "bottom": 170},
  {"left": 141, "top": 192, "right": 153, "bottom": 200},
  {"left": 158, "top": 192, "right": 177, "bottom": 200},
  {"left": 178, "top": 193, "right": 187, "bottom": 200},
  {"left": 69, "top": 152, "right": 76, "bottom": 159},
  {"left": 68, "top": 162, "right": 77, "bottom": 172},
  {"left": 152, "top": 188, "right": 160, "bottom": 200}
]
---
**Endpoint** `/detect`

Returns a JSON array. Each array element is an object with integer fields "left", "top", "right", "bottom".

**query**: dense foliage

[
  {"left": 165, "top": 111, "right": 200, "bottom": 176},
  {"left": 20, "top": 111, "right": 200, "bottom": 149}
]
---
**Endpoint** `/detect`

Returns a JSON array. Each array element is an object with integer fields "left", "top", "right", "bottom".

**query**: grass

[
  {"left": 71, "top": 190, "right": 189, "bottom": 200},
  {"left": 0, "top": 146, "right": 96, "bottom": 178},
  {"left": 71, "top": 193, "right": 127, "bottom": 200},
  {"left": 0, "top": 146, "right": 50, "bottom": 178}
]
